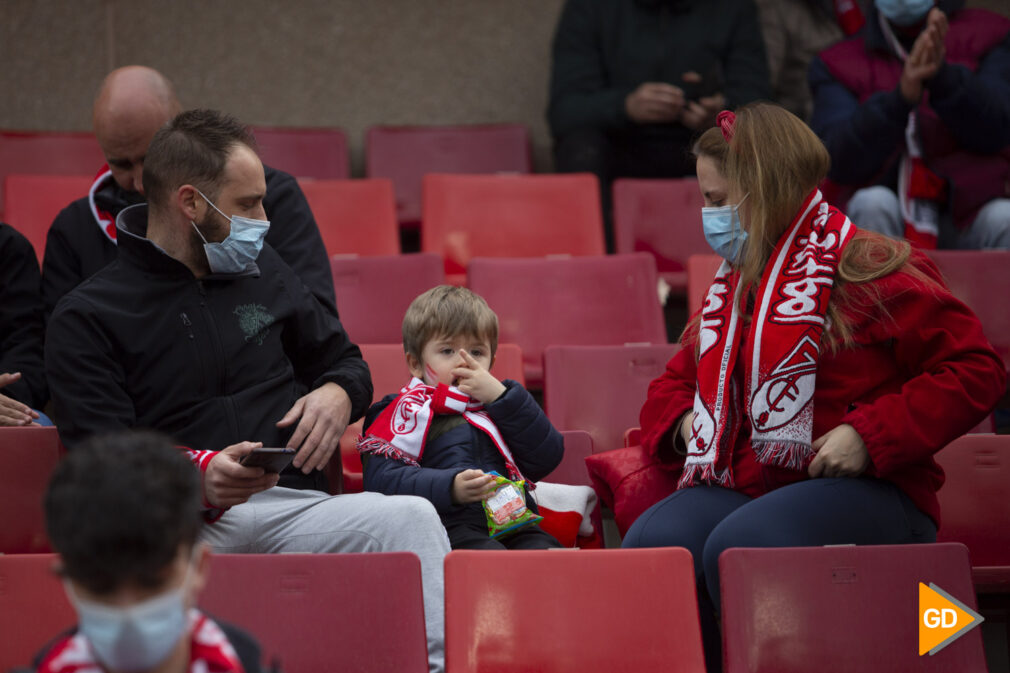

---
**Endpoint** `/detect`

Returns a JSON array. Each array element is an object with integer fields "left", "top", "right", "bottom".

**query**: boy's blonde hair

[{"left": 403, "top": 285, "right": 499, "bottom": 359}]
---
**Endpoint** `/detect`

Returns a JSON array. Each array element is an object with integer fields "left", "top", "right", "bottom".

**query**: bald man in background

[{"left": 41, "top": 66, "right": 335, "bottom": 318}]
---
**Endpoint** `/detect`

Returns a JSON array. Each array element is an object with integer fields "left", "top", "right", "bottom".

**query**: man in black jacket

[
  {"left": 0, "top": 223, "right": 48, "bottom": 423},
  {"left": 548, "top": 0, "right": 770, "bottom": 248},
  {"left": 45, "top": 109, "right": 448, "bottom": 673},
  {"left": 41, "top": 66, "right": 335, "bottom": 319}
]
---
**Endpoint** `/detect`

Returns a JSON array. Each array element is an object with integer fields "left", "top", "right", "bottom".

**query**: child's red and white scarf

[
  {"left": 358, "top": 377, "right": 524, "bottom": 482},
  {"left": 36, "top": 610, "right": 245, "bottom": 673},
  {"left": 879, "top": 13, "right": 947, "bottom": 249},
  {"left": 682, "top": 189, "right": 855, "bottom": 489}
]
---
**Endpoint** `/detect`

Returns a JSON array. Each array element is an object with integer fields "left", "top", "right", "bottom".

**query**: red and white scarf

[
  {"left": 358, "top": 377, "right": 524, "bottom": 483},
  {"left": 36, "top": 610, "right": 245, "bottom": 673},
  {"left": 879, "top": 13, "right": 947, "bottom": 249},
  {"left": 682, "top": 189, "right": 855, "bottom": 489},
  {"left": 87, "top": 166, "right": 119, "bottom": 243}
]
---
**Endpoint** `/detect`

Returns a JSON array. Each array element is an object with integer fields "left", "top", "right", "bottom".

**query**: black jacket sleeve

[
  {"left": 484, "top": 380, "right": 565, "bottom": 483},
  {"left": 809, "top": 54, "right": 913, "bottom": 186},
  {"left": 547, "top": 0, "right": 634, "bottom": 139},
  {"left": 925, "top": 34, "right": 1010, "bottom": 155},
  {"left": 279, "top": 269, "right": 372, "bottom": 423},
  {"left": 45, "top": 293, "right": 135, "bottom": 448},
  {"left": 721, "top": 0, "right": 773, "bottom": 108},
  {"left": 0, "top": 224, "right": 48, "bottom": 409},
  {"left": 41, "top": 204, "right": 88, "bottom": 322},
  {"left": 262, "top": 166, "right": 338, "bottom": 313}
]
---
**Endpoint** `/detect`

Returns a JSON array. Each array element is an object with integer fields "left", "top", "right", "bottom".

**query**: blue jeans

[
  {"left": 847, "top": 186, "right": 1010, "bottom": 249},
  {"left": 622, "top": 478, "right": 936, "bottom": 671}
]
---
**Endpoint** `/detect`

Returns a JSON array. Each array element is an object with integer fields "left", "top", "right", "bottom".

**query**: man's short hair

[
  {"left": 45, "top": 430, "right": 203, "bottom": 595},
  {"left": 402, "top": 285, "right": 499, "bottom": 359},
  {"left": 143, "top": 108, "right": 256, "bottom": 209}
]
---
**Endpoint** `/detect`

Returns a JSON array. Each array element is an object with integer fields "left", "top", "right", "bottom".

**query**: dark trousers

[
  {"left": 622, "top": 478, "right": 937, "bottom": 671},
  {"left": 446, "top": 520, "right": 562, "bottom": 550}
]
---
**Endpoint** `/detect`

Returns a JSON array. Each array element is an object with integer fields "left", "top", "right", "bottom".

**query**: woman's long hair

[{"left": 689, "top": 103, "right": 915, "bottom": 351}]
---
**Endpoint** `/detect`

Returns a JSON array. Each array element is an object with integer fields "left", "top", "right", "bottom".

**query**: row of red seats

[
  {"left": 0, "top": 543, "right": 989, "bottom": 672},
  {"left": 0, "top": 124, "right": 532, "bottom": 226},
  {"left": 3, "top": 171, "right": 705, "bottom": 290}
]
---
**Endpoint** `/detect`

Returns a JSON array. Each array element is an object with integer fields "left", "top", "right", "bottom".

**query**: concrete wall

[{"left": 2, "top": 0, "right": 1006, "bottom": 174}]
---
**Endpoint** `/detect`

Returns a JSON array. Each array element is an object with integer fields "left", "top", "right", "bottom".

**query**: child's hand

[
  {"left": 452, "top": 350, "right": 506, "bottom": 404},
  {"left": 452, "top": 469, "right": 496, "bottom": 504}
]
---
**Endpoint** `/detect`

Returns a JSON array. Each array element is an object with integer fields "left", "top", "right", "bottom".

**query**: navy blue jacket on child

[{"left": 362, "top": 379, "right": 564, "bottom": 549}]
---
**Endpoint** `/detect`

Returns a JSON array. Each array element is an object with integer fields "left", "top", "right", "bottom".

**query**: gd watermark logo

[{"left": 918, "top": 582, "right": 984, "bottom": 655}]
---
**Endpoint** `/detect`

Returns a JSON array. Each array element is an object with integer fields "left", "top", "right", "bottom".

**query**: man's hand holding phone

[{"left": 204, "top": 441, "right": 281, "bottom": 508}]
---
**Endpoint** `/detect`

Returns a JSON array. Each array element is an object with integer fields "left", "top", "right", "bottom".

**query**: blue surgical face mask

[
  {"left": 65, "top": 564, "right": 193, "bottom": 672},
  {"left": 876, "top": 0, "right": 933, "bottom": 27},
  {"left": 191, "top": 189, "right": 270, "bottom": 274},
  {"left": 701, "top": 193, "right": 749, "bottom": 262}
]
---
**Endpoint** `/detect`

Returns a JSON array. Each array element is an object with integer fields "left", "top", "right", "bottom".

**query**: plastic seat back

[
  {"left": 298, "top": 178, "right": 399, "bottom": 256},
  {"left": 445, "top": 548, "right": 706, "bottom": 673},
  {"left": 468, "top": 253, "right": 666, "bottom": 386},
  {"left": 422, "top": 173, "right": 605, "bottom": 279},
  {"left": 366, "top": 123, "right": 532, "bottom": 226},
  {"left": 0, "top": 426, "right": 62, "bottom": 553},
  {"left": 935, "top": 434, "right": 1010, "bottom": 589},
  {"left": 250, "top": 125, "right": 350, "bottom": 179},
  {"left": 5, "top": 174, "right": 95, "bottom": 263},
  {"left": 926, "top": 250, "right": 1010, "bottom": 369},
  {"left": 0, "top": 130, "right": 104, "bottom": 218},
  {"left": 686, "top": 253, "right": 724, "bottom": 316},
  {"left": 720, "top": 543, "right": 986, "bottom": 673},
  {"left": 0, "top": 554, "right": 75, "bottom": 672},
  {"left": 613, "top": 178, "right": 708, "bottom": 292},
  {"left": 329, "top": 253, "right": 443, "bottom": 344},
  {"left": 544, "top": 344, "right": 679, "bottom": 454},
  {"left": 200, "top": 553, "right": 428, "bottom": 673}
]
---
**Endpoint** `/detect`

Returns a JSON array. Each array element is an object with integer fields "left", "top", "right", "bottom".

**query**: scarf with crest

[
  {"left": 682, "top": 189, "right": 855, "bottom": 489},
  {"left": 357, "top": 377, "right": 524, "bottom": 483}
]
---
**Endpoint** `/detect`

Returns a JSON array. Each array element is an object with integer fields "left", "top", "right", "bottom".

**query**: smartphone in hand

[{"left": 239, "top": 447, "right": 296, "bottom": 473}]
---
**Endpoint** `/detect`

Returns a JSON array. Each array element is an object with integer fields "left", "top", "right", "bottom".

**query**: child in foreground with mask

[
  {"left": 359, "top": 285, "right": 565, "bottom": 550},
  {"left": 37, "top": 431, "right": 264, "bottom": 673}
]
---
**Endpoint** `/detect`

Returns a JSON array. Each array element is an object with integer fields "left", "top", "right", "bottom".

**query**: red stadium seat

[
  {"left": 935, "top": 434, "right": 1010, "bottom": 591},
  {"left": 0, "top": 426, "right": 63, "bottom": 553},
  {"left": 544, "top": 344, "right": 680, "bottom": 455},
  {"left": 445, "top": 548, "right": 706, "bottom": 673},
  {"left": 298, "top": 178, "right": 399, "bottom": 256},
  {"left": 926, "top": 250, "right": 1010, "bottom": 370},
  {"left": 686, "top": 253, "right": 723, "bottom": 317},
  {"left": 201, "top": 553, "right": 428, "bottom": 673},
  {"left": 366, "top": 123, "right": 532, "bottom": 226},
  {"left": 468, "top": 254, "right": 666, "bottom": 386},
  {"left": 4, "top": 174, "right": 95, "bottom": 263},
  {"left": 249, "top": 125, "right": 350, "bottom": 180},
  {"left": 336, "top": 343, "right": 525, "bottom": 494},
  {"left": 0, "top": 130, "right": 104, "bottom": 219},
  {"left": 422, "top": 173, "right": 605, "bottom": 283},
  {"left": 546, "top": 430, "right": 594, "bottom": 487},
  {"left": 329, "top": 253, "right": 443, "bottom": 345},
  {"left": 0, "top": 554, "right": 75, "bottom": 672},
  {"left": 720, "top": 543, "right": 986, "bottom": 673},
  {"left": 613, "top": 178, "right": 709, "bottom": 293}
]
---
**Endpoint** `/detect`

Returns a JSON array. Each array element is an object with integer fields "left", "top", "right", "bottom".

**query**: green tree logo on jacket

[{"left": 234, "top": 304, "right": 274, "bottom": 346}]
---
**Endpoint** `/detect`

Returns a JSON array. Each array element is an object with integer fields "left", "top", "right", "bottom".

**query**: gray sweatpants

[{"left": 199, "top": 487, "right": 448, "bottom": 673}]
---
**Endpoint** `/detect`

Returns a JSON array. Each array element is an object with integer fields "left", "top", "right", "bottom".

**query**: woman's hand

[
  {"left": 807, "top": 423, "right": 870, "bottom": 478},
  {"left": 678, "top": 411, "right": 695, "bottom": 450}
]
